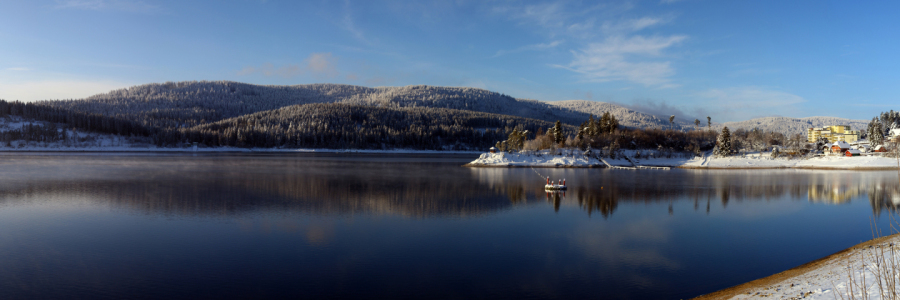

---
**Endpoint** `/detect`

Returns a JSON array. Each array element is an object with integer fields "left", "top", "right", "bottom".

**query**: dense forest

[{"left": 166, "top": 103, "right": 567, "bottom": 150}]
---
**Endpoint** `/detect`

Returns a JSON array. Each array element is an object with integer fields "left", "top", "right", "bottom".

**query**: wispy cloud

[
  {"left": 237, "top": 53, "right": 340, "bottom": 79},
  {"left": 492, "top": 1, "right": 686, "bottom": 87},
  {"left": 53, "top": 0, "right": 160, "bottom": 13},
  {"left": 493, "top": 40, "right": 563, "bottom": 57},
  {"left": 556, "top": 35, "right": 687, "bottom": 86},
  {"left": 4, "top": 67, "right": 29, "bottom": 71},
  {"left": 340, "top": 0, "right": 374, "bottom": 45},
  {"left": 600, "top": 16, "right": 669, "bottom": 34}
]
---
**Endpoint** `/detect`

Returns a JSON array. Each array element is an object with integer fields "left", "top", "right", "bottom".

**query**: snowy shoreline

[
  {"left": 465, "top": 151, "right": 900, "bottom": 170},
  {"left": 695, "top": 233, "right": 900, "bottom": 300}
]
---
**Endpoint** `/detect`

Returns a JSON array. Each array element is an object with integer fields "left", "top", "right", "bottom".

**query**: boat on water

[{"left": 544, "top": 178, "right": 567, "bottom": 190}]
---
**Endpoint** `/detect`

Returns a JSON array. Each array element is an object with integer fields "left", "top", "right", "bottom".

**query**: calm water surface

[{"left": 1, "top": 152, "right": 900, "bottom": 299}]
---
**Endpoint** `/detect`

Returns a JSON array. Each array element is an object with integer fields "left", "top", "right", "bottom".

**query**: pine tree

[
  {"left": 714, "top": 126, "right": 733, "bottom": 156},
  {"left": 868, "top": 117, "right": 884, "bottom": 146},
  {"left": 551, "top": 120, "right": 564, "bottom": 145}
]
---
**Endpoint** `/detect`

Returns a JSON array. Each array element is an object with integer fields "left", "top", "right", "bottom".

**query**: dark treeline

[
  {"left": 0, "top": 99, "right": 154, "bottom": 137},
  {"left": 163, "top": 103, "right": 569, "bottom": 150}
]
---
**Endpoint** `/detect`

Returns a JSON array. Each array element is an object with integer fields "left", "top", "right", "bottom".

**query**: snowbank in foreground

[{"left": 722, "top": 234, "right": 900, "bottom": 300}]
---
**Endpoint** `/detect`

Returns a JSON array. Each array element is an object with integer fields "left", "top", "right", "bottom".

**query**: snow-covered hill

[
  {"left": 39, "top": 81, "right": 869, "bottom": 135},
  {"left": 547, "top": 100, "right": 686, "bottom": 129},
  {"left": 41, "top": 81, "right": 593, "bottom": 129},
  {"left": 720, "top": 116, "right": 868, "bottom": 135}
]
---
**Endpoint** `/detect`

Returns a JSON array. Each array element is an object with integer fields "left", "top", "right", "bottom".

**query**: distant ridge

[
  {"left": 547, "top": 100, "right": 683, "bottom": 129},
  {"left": 39, "top": 81, "right": 866, "bottom": 135},
  {"left": 719, "top": 116, "right": 868, "bottom": 135},
  {"left": 41, "top": 81, "right": 695, "bottom": 130}
]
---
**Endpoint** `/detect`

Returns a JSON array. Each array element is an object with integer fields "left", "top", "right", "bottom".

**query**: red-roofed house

[{"left": 831, "top": 141, "right": 851, "bottom": 154}]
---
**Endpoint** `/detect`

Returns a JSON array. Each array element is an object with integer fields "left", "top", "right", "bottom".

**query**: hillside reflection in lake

[{"left": 1, "top": 153, "right": 900, "bottom": 299}]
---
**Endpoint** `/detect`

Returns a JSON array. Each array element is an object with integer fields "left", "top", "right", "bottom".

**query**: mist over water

[{"left": 1, "top": 153, "right": 899, "bottom": 299}]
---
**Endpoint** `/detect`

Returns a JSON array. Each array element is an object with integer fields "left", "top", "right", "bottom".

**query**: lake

[{"left": 1, "top": 152, "right": 899, "bottom": 299}]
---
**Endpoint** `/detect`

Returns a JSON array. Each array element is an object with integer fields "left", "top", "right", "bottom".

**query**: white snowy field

[
  {"left": 466, "top": 150, "right": 900, "bottom": 170},
  {"left": 701, "top": 234, "right": 900, "bottom": 300}
]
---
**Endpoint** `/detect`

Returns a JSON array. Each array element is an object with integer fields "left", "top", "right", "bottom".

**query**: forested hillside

[
  {"left": 39, "top": 81, "right": 592, "bottom": 129},
  {"left": 548, "top": 100, "right": 685, "bottom": 129},
  {"left": 165, "top": 103, "right": 567, "bottom": 150}
]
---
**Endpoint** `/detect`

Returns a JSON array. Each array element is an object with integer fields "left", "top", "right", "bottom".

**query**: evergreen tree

[
  {"left": 551, "top": 120, "right": 564, "bottom": 145},
  {"left": 868, "top": 117, "right": 885, "bottom": 146},
  {"left": 714, "top": 126, "right": 733, "bottom": 156}
]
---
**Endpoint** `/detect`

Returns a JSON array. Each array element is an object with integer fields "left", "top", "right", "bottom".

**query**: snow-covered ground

[
  {"left": 719, "top": 234, "right": 900, "bottom": 300},
  {"left": 465, "top": 151, "right": 604, "bottom": 167},
  {"left": 466, "top": 150, "right": 900, "bottom": 170}
]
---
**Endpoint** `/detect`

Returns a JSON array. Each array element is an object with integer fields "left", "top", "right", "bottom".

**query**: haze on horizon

[{"left": 1, "top": 0, "right": 898, "bottom": 123}]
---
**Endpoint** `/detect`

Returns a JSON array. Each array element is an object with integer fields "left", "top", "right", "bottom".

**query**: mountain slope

[
  {"left": 39, "top": 81, "right": 593, "bottom": 130},
  {"left": 173, "top": 103, "right": 566, "bottom": 150},
  {"left": 547, "top": 100, "right": 685, "bottom": 129}
]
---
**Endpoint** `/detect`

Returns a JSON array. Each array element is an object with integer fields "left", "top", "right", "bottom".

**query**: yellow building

[{"left": 807, "top": 125, "right": 859, "bottom": 143}]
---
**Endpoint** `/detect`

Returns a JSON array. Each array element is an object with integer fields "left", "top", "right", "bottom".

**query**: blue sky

[{"left": 1, "top": 0, "right": 898, "bottom": 122}]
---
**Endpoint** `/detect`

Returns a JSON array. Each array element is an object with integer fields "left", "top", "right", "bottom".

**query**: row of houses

[
  {"left": 828, "top": 140, "right": 888, "bottom": 156},
  {"left": 808, "top": 124, "right": 900, "bottom": 157}
]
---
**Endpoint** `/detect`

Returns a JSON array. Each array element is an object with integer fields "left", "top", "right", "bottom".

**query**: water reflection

[
  {"left": 0, "top": 154, "right": 899, "bottom": 219},
  {"left": 474, "top": 168, "right": 900, "bottom": 218}
]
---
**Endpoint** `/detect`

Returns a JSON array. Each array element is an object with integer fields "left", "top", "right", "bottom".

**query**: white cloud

[
  {"left": 4, "top": 67, "right": 29, "bottom": 71},
  {"left": 237, "top": 53, "right": 339, "bottom": 79},
  {"left": 493, "top": 40, "right": 563, "bottom": 57},
  {"left": 558, "top": 35, "right": 687, "bottom": 86},
  {"left": 53, "top": 0, "right": 160, "bottom": 13},
  {"left": 596, "top": 16, "right": 670, "bottom": 35},
  {"left": 0, "top": 80, "right": 130, "bottom": 101},
  {"left": 492, "top": 2, "right": 686, "bottom": 87}
]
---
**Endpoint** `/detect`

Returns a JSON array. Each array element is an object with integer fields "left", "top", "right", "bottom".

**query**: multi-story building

[{"left": 807, "top": 125, "right": 860, "bottom": 143}]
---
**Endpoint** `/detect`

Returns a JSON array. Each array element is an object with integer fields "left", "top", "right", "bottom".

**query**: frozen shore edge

[{"left": 692, "top": 233, "right": 900, "bottom": 300}]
